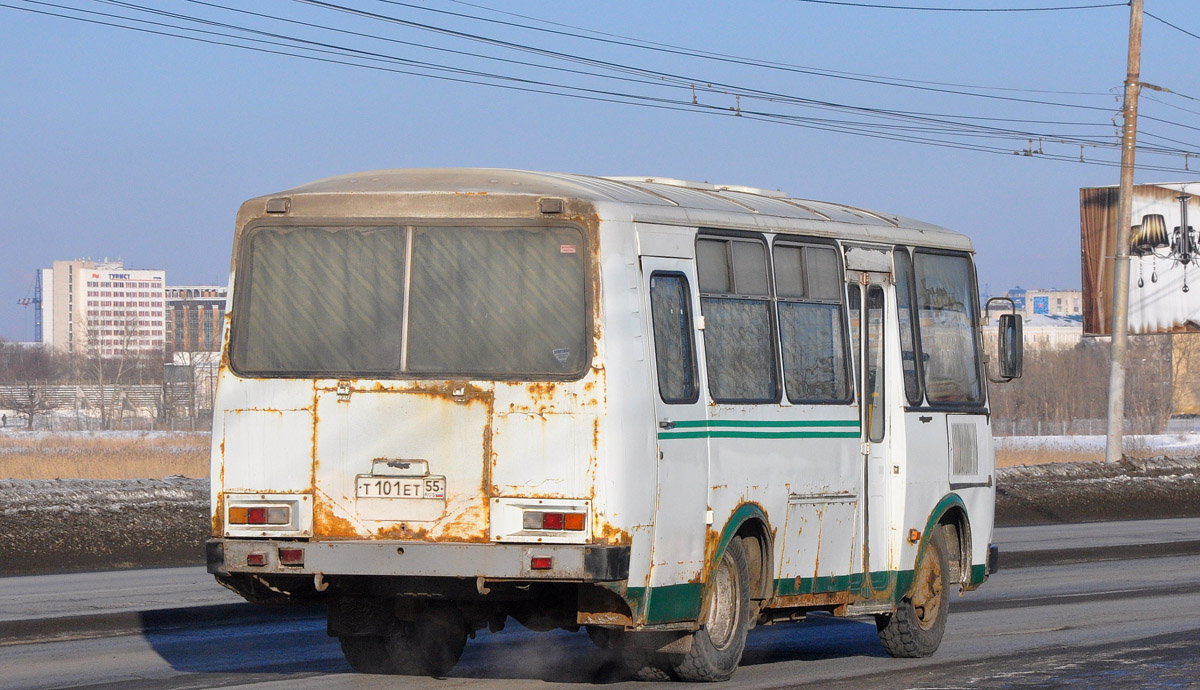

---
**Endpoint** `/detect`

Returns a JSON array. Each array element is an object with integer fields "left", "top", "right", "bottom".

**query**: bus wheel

[
  {"left": 619, "top": 637, "right": 676, "bottom": 681},
  {"left": 384, "top": 602, "right": 468, "bottom": 676},
  {"left": 338, "top": 636, "right": 399, "bottom": 674},
  {"left": 877, "top": 526, "right": 950, "bottom": 658},
  {"left": 673, "top": 536, "right": 752, "bottom": 682}
]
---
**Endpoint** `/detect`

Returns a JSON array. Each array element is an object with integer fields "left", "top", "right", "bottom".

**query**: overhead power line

[
  {"left": 1146, "top": 10, "right": 1200, "bottom": 42},
  {"left": 788, "top": 0, "right": 1127, "bottom": 11},
  {"left": 2, "top": 0, "right": 1197, "bottom": 174},
  {"left": 414, "top": 0, "right": 1116, "bottom": 98}
]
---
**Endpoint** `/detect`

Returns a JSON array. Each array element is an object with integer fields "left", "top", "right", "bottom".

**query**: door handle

[
  {"left": 658, "top": 420, "right": 677, "bottom": 430},
  {"left": 919, "top": 415, "right": 932, "bottom": 423}
]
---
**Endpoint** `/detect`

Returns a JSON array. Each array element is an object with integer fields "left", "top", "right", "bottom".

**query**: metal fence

[{"left": 992, "top": 416, "right": 1200, "bottom": 437}]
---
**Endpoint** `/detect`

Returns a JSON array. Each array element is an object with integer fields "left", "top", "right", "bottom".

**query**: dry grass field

[
  {"left": 995, "top": 447, "right": 1100, "bottom": 467},
  {"left": 0, "top": 430, "right": 1186, "bottom": 478},
  {"left": 994, "top": 436, "right": 1187, "bottom": 468},
  {"left": 0, "top": 432, "right": 210, "bottom": 479}
]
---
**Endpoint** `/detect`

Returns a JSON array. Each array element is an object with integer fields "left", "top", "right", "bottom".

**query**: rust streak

[
  {"left": 213, "top": 440, "right": 226, "bottom": 535},
  {"left": 482, "top": 386, "right": 495, "bottom": 533},
  {"left": 597, "top": 522, "right": 631, "bottom": 546},
  {"left": 771, "top": 591, "right": 852, "bottom": 609},
  {"left": 376, "top": 523, "right": 431, "bottom": 540},
  {"left": 312, "top": 489, "right": 362, "bottom": 539},
  {"left": 211, "top": 492, "right": 224, "bottom": 536},
  {"left": 310, "top": 383, "right": 320, "bottom": 498}
]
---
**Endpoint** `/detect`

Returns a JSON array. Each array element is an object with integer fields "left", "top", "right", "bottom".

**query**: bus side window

[
  {"left": 773, "top": 243, "right": 851, "bottom": 403},
  {"left": 893, "top": 248, "right": 924, "bottom": 406},
  {"left": 847, "top": 286, "right": 861, "bottom": 400},
  {"left": 912, "top": 252, "right": 984, "bottom": 405},
  {"left": 696, "top": 237, "right": 778, "bottom": 403},
  {"left": 866, "top": 285, "right": 886, "bottom": 443},
  {"left": 649, "top": 274, "right": 699, "bottom": 404}
]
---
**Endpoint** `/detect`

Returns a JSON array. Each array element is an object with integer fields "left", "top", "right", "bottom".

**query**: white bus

[{"left": 207, "top": 169, "right": 1021, "bottom": 681}]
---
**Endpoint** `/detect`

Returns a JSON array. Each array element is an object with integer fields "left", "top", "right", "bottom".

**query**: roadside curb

[
  {"left": 1001, "top": 539, "right": 1200, "bottom": 569},
  {"left": 0, "top": 602, "right": 324, "bottom": 646}
]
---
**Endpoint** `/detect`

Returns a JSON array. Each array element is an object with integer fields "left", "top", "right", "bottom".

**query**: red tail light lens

[
  {"left": 542, "top": 512, "right": 565, "bottom": 530},
  {"left": 530, "top": 557, "right": 553, "bottom": 570}
]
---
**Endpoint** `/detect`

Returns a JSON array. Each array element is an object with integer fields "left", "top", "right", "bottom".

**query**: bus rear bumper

[{"left": 207, "top": 538, "right": 630, "bottom": 582}]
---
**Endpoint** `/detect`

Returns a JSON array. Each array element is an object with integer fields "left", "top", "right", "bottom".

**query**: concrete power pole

[{"left": 1105, "top": 0, "right": 1144, "bottom": 464}]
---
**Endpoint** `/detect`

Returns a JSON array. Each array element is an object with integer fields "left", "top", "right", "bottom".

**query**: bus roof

[{"left": 264, "top": 168, "right": 973, "bottom": 251}]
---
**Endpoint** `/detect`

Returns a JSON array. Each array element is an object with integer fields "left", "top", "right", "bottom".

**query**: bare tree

[
  {"left": 0, "top": 340, "right": 63, "bottom": 430},
  {"left": 989, "top": 335, "right": 1173, "bottom": 435},
  {"left": 0, "top": 382, "right": 55, "bottom": 430},
  {"left": 80, "top": 312, "right": 145, "bottom": 429}
]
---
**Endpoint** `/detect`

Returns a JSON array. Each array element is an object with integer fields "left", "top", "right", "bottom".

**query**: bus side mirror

[{"left": 997, "top": 313, "right": 1023, "bottom": 380}]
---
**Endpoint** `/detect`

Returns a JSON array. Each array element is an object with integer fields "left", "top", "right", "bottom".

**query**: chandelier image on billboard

[{"left": 1131, "top": 194, "right": 1197, "bottom": 292}]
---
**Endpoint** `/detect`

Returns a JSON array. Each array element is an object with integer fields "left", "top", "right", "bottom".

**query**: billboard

[{"left": 1082, "top": 181, "right": 1200, "bottom": 335}]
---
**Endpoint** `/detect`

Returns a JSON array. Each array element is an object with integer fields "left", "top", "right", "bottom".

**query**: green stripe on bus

[
  {"left": 658, "top": 419, "right": 860, "bottom": 440},
  {"left": 668, "top": 419, "right": 859, "bottom": 429},
  {"left": 658, "top": 430, "right": 861, "bottom": 440}
]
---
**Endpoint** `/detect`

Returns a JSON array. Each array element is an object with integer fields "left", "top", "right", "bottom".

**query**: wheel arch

[
  {"left": 899, "top": 494, "right": 971, "bottom": 598},
  {"left": 710, "top": 503, "right": 774, "bottom": 604}
]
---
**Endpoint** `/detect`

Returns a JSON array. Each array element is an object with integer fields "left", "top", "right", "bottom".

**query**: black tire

[
  {"left": 619, "top": 638, "right": 676, "bottom": 682},
  {"left": 384, "top": 602, "right": 468, "bottom": 676},
  {"left": 672, "top": 536, "right": 752, "bottom": 682},
  {"left": 338, "top": 636, "right": 399, "bottom": 674},
  {"left": 877, "top": 526, "right": 950, "bottom": 658},
  {"left": 586, "top": 625, "right": 620, "bottom": 650}
]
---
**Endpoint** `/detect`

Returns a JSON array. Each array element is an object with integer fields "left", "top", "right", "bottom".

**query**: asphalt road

[{"left": 1, "top": 518, "right": 1198, "bottom": 689}]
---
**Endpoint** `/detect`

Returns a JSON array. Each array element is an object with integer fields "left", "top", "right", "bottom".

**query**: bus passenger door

[
  {"left": 851, "top": 276, "right": 895, "bottom": 594},
  {"left": 640, "top": 258, "right": 710, "bottom": 618}
]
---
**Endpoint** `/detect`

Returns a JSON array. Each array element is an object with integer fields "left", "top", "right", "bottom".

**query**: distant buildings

[
  {"left": 993, "top": 286, "right": 1083, "bottom": 318},
  {"left": 165, "top": 285, "right": 227, "bottom": 357},
  {"left": 985, "top": 287, "right": 1085, "bottom": 351},
  {"left": 41, "top": 259, "right": 166, "bottom": 356},
  {"left": 34, "top": 259, "right": 225, "bottom": 359}
]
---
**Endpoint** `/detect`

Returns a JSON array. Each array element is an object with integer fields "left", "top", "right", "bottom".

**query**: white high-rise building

[{"left": 40, "top": 259, "right": 166, "bottom": 357}]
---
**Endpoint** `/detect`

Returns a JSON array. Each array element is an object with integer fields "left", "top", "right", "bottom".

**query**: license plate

[{"left": 356, "top": 476, "right": 446, "bottom": 499}]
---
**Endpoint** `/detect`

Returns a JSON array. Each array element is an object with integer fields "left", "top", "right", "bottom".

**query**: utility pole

[{"left": 1105, "top": 0, "right": 1144, "bottom": 464}]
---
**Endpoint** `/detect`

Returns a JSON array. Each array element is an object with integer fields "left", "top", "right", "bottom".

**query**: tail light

[
  {"left": 228, "top": 505, "right": 291, "bottom": 525},
  {"left": 522, "top": 511, "right": 586, "bottom": 531}
]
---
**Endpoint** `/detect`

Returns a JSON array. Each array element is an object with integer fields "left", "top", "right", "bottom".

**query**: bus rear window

[{"left": 230, "top": 225, "right": 588, "bottom": 378}]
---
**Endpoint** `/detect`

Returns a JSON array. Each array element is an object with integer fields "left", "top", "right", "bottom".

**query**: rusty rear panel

[
  {"left": 216, "top": 181, "right": 619, "bottom": 547},
  {"left": 311, "top": 380, "right": 495, "bottom": 541}
]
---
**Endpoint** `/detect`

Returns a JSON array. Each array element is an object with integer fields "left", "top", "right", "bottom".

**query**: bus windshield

[{"left": 229, "top": 224, "right": 589, "bottom": 378}]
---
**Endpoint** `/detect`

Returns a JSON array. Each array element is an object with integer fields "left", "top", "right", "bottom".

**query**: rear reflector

[
  {"left": 246, "top": 552, "right": 267, "bottom": 567},
  {"left": 278, "top": 548, "right": 304, "bottom": 566},
  {"left": 530, "top": 557, "right": 553, "bottom": 570}
]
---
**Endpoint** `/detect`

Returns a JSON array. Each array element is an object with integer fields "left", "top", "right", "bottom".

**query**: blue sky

[{"left": 2, "top": 1, "right": 1199, "bottom": 341}]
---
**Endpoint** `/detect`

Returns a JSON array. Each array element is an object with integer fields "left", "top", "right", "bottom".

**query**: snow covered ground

[{"left": 996, "top": 433, "right": 1200, "bottom": 456}]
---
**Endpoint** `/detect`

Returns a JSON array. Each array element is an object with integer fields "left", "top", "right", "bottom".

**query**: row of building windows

[
  {"left": 87, "top": 301, "right": 164, "bottom": 309},
  {"left": 86, "top": 290, "right": 161, "bottom": 299},
  {"left": 85, "top": 280, "right": 163, "bottom": 289}
]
